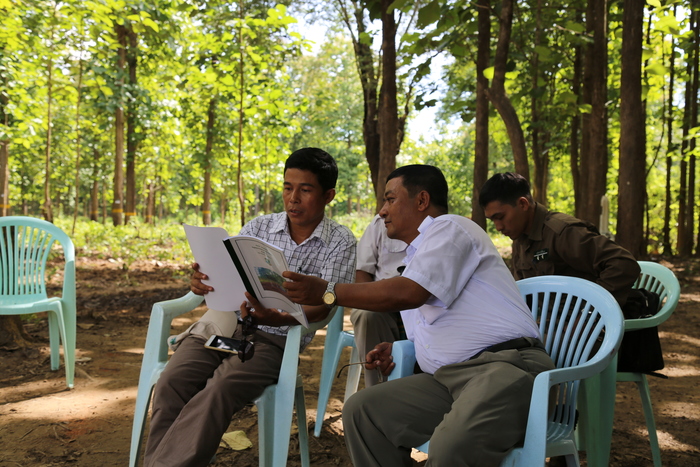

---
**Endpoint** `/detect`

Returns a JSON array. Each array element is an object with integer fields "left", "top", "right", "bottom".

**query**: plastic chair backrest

[
  {"left": 516, "top": 276, "right": 625, "bottom": 438},
  {"left": 627, "top": 261, "right": 680, "bottom": 331},
  {"left": 0, "top": 217, "right": 75, "bottom": 306}
]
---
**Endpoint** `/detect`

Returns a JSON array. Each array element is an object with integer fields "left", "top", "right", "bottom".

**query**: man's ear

[
  {"left": 516, "top": 196, "right": 531, "bottom": 211},
  {"left": 416, "top": 190, "right": 431, "bottom": 212},
  {"left": 324, "top": 188, "right": 336, "bottom": 205}
]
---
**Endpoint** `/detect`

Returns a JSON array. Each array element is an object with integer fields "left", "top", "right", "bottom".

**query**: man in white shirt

[
  {"left": 351, "top": 214, "right": 408, "bottom": 386},
  {"left": 284, "top": 165, "right": 555, "bottom": 467}
]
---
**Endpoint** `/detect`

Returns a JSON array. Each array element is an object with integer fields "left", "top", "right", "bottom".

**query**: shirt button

[{"left": 424, "top": 344, "right": 430, "bottom": 349}]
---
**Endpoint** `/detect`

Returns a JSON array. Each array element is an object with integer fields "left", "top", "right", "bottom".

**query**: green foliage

[
  {"left": 0, "top": 0, "right": 697, "bottom": 257},
  {"left": 55, "top": 216, "right": 192, "bottom": 267}
]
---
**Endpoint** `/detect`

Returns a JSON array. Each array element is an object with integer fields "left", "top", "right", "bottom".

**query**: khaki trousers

[
  {"left": 342, "top": 346, "right": 555, "bottom": 467},
  {"left": 144, "top": 330, "right": 286, "bottom": 467}
]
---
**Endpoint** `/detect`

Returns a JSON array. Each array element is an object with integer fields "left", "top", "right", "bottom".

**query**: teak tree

[{"left": 616, "top": 0, "right": 646, "bottom": 257}]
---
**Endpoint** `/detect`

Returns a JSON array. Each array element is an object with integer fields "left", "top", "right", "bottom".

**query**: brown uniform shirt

[{"left": 512, "top": 203, "right": 641, "bottom": 306}]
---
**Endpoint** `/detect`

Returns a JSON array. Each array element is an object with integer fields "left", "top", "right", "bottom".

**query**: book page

[
  {"left": 183, "top": 224, "right": 246, "bottom": 312},
  {"left": 224, "top": 236, "right": 309, "bottom": 328}
]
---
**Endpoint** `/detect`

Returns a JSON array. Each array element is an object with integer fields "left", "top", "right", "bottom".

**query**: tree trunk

[
  {"left": 339, "top": 0, "right": 380, "bottom": 207},
  {"left": 0, "top": 138, "right": 8, "bottom": 217},
  {"left": 43, "top": 11, "right": 56, "bottom": 224},
  {"left": 580, "top": 0, "right": 609, "bottom": 227},
  {"left": 485, "top": 0, "right": 529, "bottom": 180},
  {"left": 203, "top": 97, "right": 216, "bottom": 226},
  {"left": 237, "top": 0, "right": 246, "bottom": 227},
  {"left": 663, "top": 8, "right": 676, "bottom": 255},
  {"left": 472, "top": 0, "right": 490, "bottom": 229},
  {"left": 0, "top": 315, "right": 33, "bottom": 351},
  {"left": 112, "top": 24, "right": 127, "bottom": 227},
  {"left": 71, "top": 30, "right": 85, "bottom": 236},
  {"left": 677, "top": 8, "right": 697, "bottom": 256},
  {"left": 90, "top": 180, "right": 99, "bottom": 222},
  {"left": 616, "top": 0, "right": 645, "bottom": 258},
  {"left": 688, "top": 7, "right": 699, "bottom": 256},
  {"left": 1, "top": 48, "right": 10, "bottom": 217},
  {"left": 570, "top": 37, "right": 582, "bottom": 218},
  {"left": 145, "top": 179, "right": 155, "bottom": 225},
  {"left": 220, "top": 190, "right": 228, "bottom": 224},
  {"left": 125, "top": 27, "right": 139, "bottom": 225},
  {"left": 376, "top": 0, "right": 398, "bottom": 205},
  {"left": 89, "top": 148, "right": 100, "bottom": 222},
  {"left": 530, "top": 0, "right": 547, "bottom": 204}
]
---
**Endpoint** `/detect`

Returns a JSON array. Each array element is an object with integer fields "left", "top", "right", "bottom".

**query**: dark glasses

[{"left": 236, "top": 315, "right": 257, "bottom": 362}]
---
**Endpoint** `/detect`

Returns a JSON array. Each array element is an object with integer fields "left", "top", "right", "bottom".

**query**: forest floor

[{"left": 0, "top": 255, "right": 699, "bottom": 467}]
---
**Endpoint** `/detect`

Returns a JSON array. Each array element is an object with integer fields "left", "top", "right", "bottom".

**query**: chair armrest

[
  {"left": 624, "top": 308, "right": 675, "bottom": 330},
  {"left": 388, "top": 340, "right": 416, "bottom": 381},
  {"left": 276, "top": 325, "right": 303, "bottom": 394},
  {"left": 305, "top": 306, "right": 342, "bottom": 334},
  {"left": 144, "top": 292, "right": 205, "bottom": 366},
  {"left": 630, "top": 261, "right": 680, "bottom": 330}
]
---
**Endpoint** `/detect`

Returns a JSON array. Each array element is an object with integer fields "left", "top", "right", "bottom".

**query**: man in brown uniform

[
  {"left": 479, "top": 172, "right": 640, "bottom": 467},
  {"left": 478, "top": 172, "right": 640, "bottom": 307}
]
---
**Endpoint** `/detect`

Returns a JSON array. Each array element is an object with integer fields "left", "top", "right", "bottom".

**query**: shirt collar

[
  {"left": 406, "top": 215, "right": 435, "bottom": 262},
  {"left": 525, "top": 203, "right": 547, "bottom": 242},
  {"left": 269, "top": 211, "right": 330, "bottom": 246},
  {"left": 270, "top": 211, "right": 289, "bottom": 235}
]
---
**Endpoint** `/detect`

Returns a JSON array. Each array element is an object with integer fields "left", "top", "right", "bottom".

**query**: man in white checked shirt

[{"left": 144, "top": 148, "right": 357, "bottom": 467}]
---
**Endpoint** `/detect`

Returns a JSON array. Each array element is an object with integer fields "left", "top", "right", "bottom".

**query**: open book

[{"left": 183, "top": 224, "right": 309, "bottom": 328}]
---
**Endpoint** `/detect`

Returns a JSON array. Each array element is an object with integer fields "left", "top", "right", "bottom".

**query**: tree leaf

[
  {"left": 417, "top": 1, "right": 441, "bottom": 29},
  {"left": 142, "top": 18, "right": 159, "bottom": 32}
]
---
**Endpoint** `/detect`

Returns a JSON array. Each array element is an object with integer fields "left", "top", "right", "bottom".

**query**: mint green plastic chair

[
  {"left": 129, "top": 292, "right": 341, "bottom": 467},
  {"left": 617, "top": 261, "right": 680, "bottom": 467},
  {"left": 388, "top": 276, "right": 625, "bottom": 466},
  {"left": 577, "top": 261, "right": 680, "bottom": 467},
  {"left": 0, "top": 216, "right": 76, "bottom": 388},
  {"left": 314, "top": 306, "right": 362, "bottom": 437}
]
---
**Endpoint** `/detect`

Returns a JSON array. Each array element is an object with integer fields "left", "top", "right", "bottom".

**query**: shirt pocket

[{"left": 418, "top": 304, "right": 448, "bottom": 325}]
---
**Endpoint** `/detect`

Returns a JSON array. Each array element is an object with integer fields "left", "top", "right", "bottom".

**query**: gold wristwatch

[{"left": 322, "top": 281, "right": 337, "bottom": 308}]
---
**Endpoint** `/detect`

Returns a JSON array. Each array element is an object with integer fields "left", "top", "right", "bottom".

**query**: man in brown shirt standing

[{"left": 478, "top": 172, "right": 640, "bottom": 307}]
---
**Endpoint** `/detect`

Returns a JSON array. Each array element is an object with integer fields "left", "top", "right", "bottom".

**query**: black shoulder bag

[{"left": 618, "top": 289, "right": 667, "bottom": 377}]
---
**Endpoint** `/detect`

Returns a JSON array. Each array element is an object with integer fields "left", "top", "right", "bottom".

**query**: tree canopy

[{"left": 0, "top": 0, "right": 698, "bottom": 257}]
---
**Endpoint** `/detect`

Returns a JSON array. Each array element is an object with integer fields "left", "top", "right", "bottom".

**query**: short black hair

[
  {"left": 387, "top": 165, "right": 449, "bottom": 214},
  {"left": 284, "top": 148, "right": 338, "bottom": 192},
  {"left": 478, "top": 172, "right": 533, "bottom": 207}
]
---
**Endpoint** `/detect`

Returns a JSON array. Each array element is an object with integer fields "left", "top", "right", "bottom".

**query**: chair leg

[
  {"left": 47, "top": 310, "right": 60, "bottom": 371},
  {"left": 576, "top": 360, "right": 616, "bottom": 467},
  {"left": 295, "top": 377, "right": 310, "bottom": 467},
  {"left": 636, "top": 375, "right": 662, "bottom": 467},
  {"left": 129, "top": 383, "right": 155, "bottom": 467},
  {"left": 564, "top": 452, "right": 580, "bottom": 467},
  {"left": 343, "top": 343, "right": 361, "bottom": 402},
  {"left": 63, "top": 302, "right": 77, "bottom": 389},
  {"left": 48, "top": 307, "right": 74, "bottom": 388},
  {"left": 314, "top": 332, "right": 347, "bottom": 437}
]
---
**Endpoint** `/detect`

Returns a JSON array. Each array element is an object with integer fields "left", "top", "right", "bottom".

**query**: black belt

[{"left": 471, "top": 337, "right": 546, "bottom": 360}]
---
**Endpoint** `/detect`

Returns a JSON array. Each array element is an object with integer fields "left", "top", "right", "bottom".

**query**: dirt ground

[{"left": 0, "top": 256, "right": 699, "bottom": 467}]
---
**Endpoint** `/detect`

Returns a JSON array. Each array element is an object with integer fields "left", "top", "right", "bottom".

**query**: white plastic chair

[
  {"left": 128, "top": 292, "right": 336, "bottom": 467},
  {"left": 0, "top": 216, "right": 76, "bottom": 388},
  {"left": 388, "top": 276, "right": 625, "bottom": 466},
  {"left": 313, "top": 306, "right": 362, "bottom": 437}
]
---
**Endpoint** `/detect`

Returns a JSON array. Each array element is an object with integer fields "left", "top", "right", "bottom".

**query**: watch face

[{"left": 322, "top": 292, "right": 335, "bottom": 305}]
